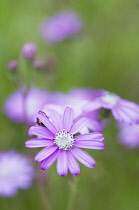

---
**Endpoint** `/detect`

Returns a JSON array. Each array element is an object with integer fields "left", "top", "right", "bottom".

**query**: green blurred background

[{"left": 1, "top": 0, "right": 139, "bottom": 209}]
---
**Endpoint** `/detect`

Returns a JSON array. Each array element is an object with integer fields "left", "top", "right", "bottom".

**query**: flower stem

[{"left": 67, "top": 175, "right": 79, "bottom": 210}]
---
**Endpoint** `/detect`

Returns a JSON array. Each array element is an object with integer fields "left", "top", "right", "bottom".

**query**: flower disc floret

[{"left": 54, "top": 130, "right": 74, "bottom": 150}]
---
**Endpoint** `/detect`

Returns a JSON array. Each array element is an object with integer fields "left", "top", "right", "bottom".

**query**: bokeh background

[{"left": 1, "top": 0, "right": 139, "bottom": 209}]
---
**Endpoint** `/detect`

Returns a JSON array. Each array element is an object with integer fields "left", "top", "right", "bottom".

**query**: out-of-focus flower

[
  {"left": 42, "top": 88, "right": 103, "bottom": 132},
  {"left": 3, "top": 88, "right": 52, "bottom": 124},
  {"left": 40, "top": 11, "right": 83, "bottom": 43},
  {"left": 118, "top": 123, "right": 139, "bottom": 149},
  {"left": 85, "top": 90, "right": 139, "bottom": 124},
  {"left": 7, "top": 60, "right": 18, "bottom": 73},
  {"left": 0, "top": 151, "right": 34, "bottom": 197},
  {"left": 25, "top": 107, "right": 104, "bottom": 176},
  {"left": 33, "top": 56, "right": 56, "bottom": 72},
  {"left": 22, "top": 43, "right": 36, "bottom": 59},
  {"left": 33, "top": 60, "right": 44, "bottom": 70}
]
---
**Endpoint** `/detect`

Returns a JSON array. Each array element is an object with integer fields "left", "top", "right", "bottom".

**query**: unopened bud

[
  {"left": 7, "top": 60, "right": 18, "bottom": 73},
  {"left": 22, "top": 43, "right": 36, "bottom": 59}
]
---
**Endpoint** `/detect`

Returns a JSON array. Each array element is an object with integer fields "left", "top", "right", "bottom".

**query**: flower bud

[
  {"left": 7, "top": 60, "right": 18, "bottom": 73},
  {"left": 22, "top": 43, "right": 36, "bottom": 59}
]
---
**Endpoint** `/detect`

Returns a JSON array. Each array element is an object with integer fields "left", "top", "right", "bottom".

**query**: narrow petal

[
  {"left": 74, "top": 140, "right": 105, "bottom": 150},
  {"left": 34, "top": 145, "right": 57, "bottom": 162},
  {"left": 88, "top": 120, "right": 103, "bottom": 132},
  {"left": 48, "top": 109, "right": 63, "bottom": 132},
  {"left": 36, "top": 113, "right": 57, "bottom": 134},
  {"left": 112, "top": 108, "right": 134, "bottom": 124},
  {"left": 63, "top": 107, "right": 74, "bottom": 132},
  {"left": 67, "top": 151, "right": 80, "bottom": 175},
  {"left": 25, "top": 138, "right": 54, "bottom": 148},
  {"left": 84, "top": 101, "right": 102, "bottom": 112},
  {"left": 112, "top": 108, "right": 122, "bottom": 122},
  {"left": 71, "top": 147, "right": 96, "bottom": 168},
  {"left": 57, "top": 150, "right": 68, "bottom": 176},
  {"left": 70, "top": 117, "right": 88, "bottom": 134},
  {"left": 75, "top": 132, "right": 104, "bottom": 141},
  {"left": 28, "top": 125, "right": 54, "bottom": 139},
  {"left": 41, "top": 149, "right": 60, "bottom": 170},
  {"left": 120, "top": 99, "right": 139, "bottom": 112}
]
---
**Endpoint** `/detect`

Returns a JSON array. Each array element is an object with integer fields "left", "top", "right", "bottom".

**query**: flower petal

[
  {"left": 112, "top": 108, "right": 134, "bottom": 124},
  {"left": 67, "top": 151, "right": 80, "bottom": 175},
  {"left": 70, "top": 117, "right": 88, "bottom": 134},
  {"left": 36, "top": 113, "right": 57, "bottom": 134},
  {"left": 34, "top": 145, "right": 57, "bottom": 162},
  {"left": 87, "top": 120, "right": 103, "bottom": 132},
  {"left": 84, "top": 101, "right": 102, "bottom": 112},
  {"left": 25, "top": 138, "right": 54, "bottom": 148},
  {"left": 63, "top": 107, "right": 74, "bottom": 132},
  {"left": 40, "top": 149, "right": 60, "bottom": 170},
  {"left": 71, "top": 147, "right": 96, "bottom": 168},
  {"left": 74, "top": 140, "right": 105, "bottom": 150},
  {"left": 48, "top": 109, "right": 63, "bottom": 132},
  {"left": 75, "top": 132, "right": 104, "bottom": 141},
  {"left": 56, "top": 150, "right": 68, "bottom": 176},
  {"left": 28, "top": 125, "right": 54, "bottom": 139}
]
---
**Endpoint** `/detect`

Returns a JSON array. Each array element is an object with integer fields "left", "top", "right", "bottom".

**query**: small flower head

[
  {"left": 40, "top": 11, "right": 83, "bottom": 43},
  {"left": 25, "top": 107, "right": 104, "bottom": 176},
  {"left": 22, "top": 42, "right": 36, "bottom": 59},
  {"left": 7, "top": 60, "right": 18, "bottom": 73},
  {"left": 0, "top": 151, "right": 34, "bottom": 197}
]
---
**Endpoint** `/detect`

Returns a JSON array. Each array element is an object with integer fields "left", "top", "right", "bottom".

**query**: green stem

[{"left": 67, "top": 176, "right": 79, "bottom": 210}]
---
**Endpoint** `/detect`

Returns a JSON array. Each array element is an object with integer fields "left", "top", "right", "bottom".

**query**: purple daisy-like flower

[
  {"left": 0, "top": 151, "right": 34, "bottom": 197},
  {"left": 85, "top": 90, "right": 139, "bottom": 125},
  {"left": 118, "top": 123, "right": 139, "bottom": 149},
  {"left": 25, "top": 107, "right": 104, "bottom": 176},
  {"left": 40, "top": 11, "right": 83, "bottom": 43}
]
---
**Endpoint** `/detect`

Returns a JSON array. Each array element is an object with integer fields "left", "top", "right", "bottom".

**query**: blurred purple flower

[
  {"left": 0, "top": 151, "right": 34, "bottom": 197},
  {"left": 3, "top": 88, "right": 53, "bottom": 124},
  {"left": 85, "top": 90, "right": 139, "bottom": 124},
  {"left": 118, "top": 123, "right": 139, "bottom": 149},
  {"left": 40, "top": 11, "right": 83, "bottom": 43},
  {"left": 25, "top": 107, "right": 104, "bottom": 176},
  {"left": 22, "top": 43, "right": 36, "bottom": 59},
  {"left": 42, "top": 88, "right": 103, "bottom": 132},
  {"left": 7, "top": 60, "right": 18, "bottom": 72}
]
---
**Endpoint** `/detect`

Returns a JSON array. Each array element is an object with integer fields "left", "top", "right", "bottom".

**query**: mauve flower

[
  {"left": 118, "top": 123, "right": 139, "bottom": 149},
  {"left": 7, "top": 60, "right": 18, "bottom": 73},
  {"left": 40, "top": 11, "right": 82, "bottom": 43},
  {"left": 42, "top": 88, "right": 103, "bottom": 132},
  {"left": 85, "top": 90, "right": 139, "bottom": 125},
  {"left": 25, "top": 107, "right": 104, "bottom": 176},
  {"left": 22, "top": 43, "right": 36, "bottom": 59},
  {"left": 4, "top": 88, "right": 52, "bottom": 124},
  {"left": 0, "top": 151, "right": 34, "bottom": 197}
]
